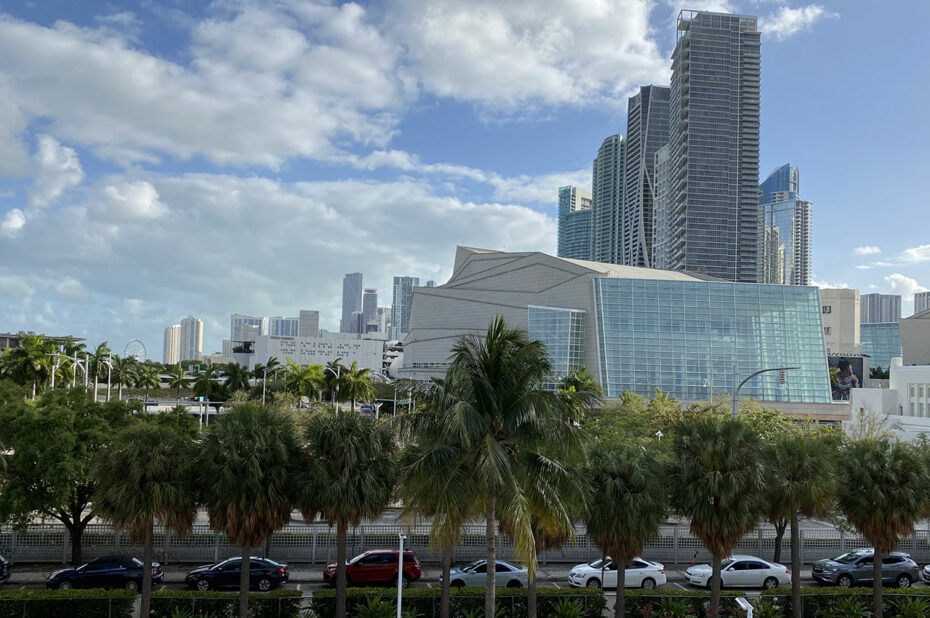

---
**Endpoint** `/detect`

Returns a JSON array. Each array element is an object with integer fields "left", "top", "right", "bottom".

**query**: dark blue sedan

[
  {"left": 46, "top": 555, "right": 162, "bottom": 590},
  {"left": 184, "top": 557, "right": 289, "bottom": 591}
]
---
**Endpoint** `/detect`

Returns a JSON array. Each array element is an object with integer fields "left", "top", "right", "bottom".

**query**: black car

[
  {"left": 46, "top": 555, "right": 162, "bottom": 590},
  {"left": 0, "top": 554, "right": 10, "bottom": 584},
  {"left": 184, "top": 557, "right": 289, "bottom": 592}
]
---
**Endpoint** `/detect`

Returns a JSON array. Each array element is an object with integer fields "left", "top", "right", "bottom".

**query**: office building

[
  {"left": 861, "top": 293, "right": 901, "bottom": 324},
  {"left": 251, "top": 334, "right": 383, "bottom": 373},
  {"left": 425, "top": 281, "right": 436, "bottom": 288},
  {"left": 340, "top": 272, "right": 364, "bottom": 333},
  {"left": 760, "top": 164, "right": 812, "bottom": 286},
  {"left": 557, "top": 186, "right": 594, "bottom": 260},
  {"left": 391, "top": 276, "right": 419, "bottom": 341},
  {"left": 230, "top": 313, "right": 263, "bottom": 342},
  {"left": 403, "top": 247, "right": 830, "bottom": 403},
  {"left": 915, "top": 292, "right": 930, "bottom": 315},
  {"left": 655, "top": 10, "right": 761, "bottom": 282},
  {"left": 378, "top": 307, "right": 392, "bottom": 336},
  {"left": 179, "top": 316, "right": 203, "bottom": 362},
  {"left": 622, "top": 85, "right": 670, "bottom": 268},
  {"left": 163, "top": 324, "right": 181, "bottom": 365},
  {"left": 298, "top": 310, "right": 320, "bottom": 338},
  {"left": 363, "top": 289, "right": 378, "bottom": 326},
  {"left": 591, "top": 134, "right": 624, "bottom": 264},
  {"left": 820, "top": 289, "right": 860, "bottom": 354},
  {"left": 268, "top": 316, "right": 299, "bottom": 337},
  {"left": 860, "top": 322, "right": 903, "bottom": 372},
  {"left": 901, "top": 309, "right": 930, "bottom": 366}
]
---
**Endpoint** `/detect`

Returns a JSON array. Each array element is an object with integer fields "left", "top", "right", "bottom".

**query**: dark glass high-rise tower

[
  {"left": 591, "top": 134, "right": 624, "bottom": 264},
  {"left": 760, "top": 163, "right": 811, "bottom": 286}
]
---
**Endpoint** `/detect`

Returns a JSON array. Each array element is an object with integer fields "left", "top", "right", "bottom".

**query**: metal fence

[{"left": 3, "top": 522, "right": 930, "bottom": 566}]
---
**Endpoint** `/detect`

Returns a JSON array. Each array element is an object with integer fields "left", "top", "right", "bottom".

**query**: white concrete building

[
  {"left": 901, "top": 310, "right": 930, "bottom": 366},
  {"left": 250, "top": 334, "right": 383, "bottom": 373},
  {"left": 163, "top": 324, "right": 180, "bottom": 365},
  {"left": 849, "top": 358, "right": 930, "bottom": 440},
  {"left": 179, "top": 316, "right": 203, "bottom": 362},
  {"left": 299, "top": 310, "right": 320, "bottom": 338},
  {"left": 820, "top": 288, "right": 860, "bottom": 354}
]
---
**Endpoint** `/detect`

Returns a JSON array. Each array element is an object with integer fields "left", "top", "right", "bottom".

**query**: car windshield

[
  {"left": 348, "top": 554, "right": 366, "bottom": 565},
  {"left": 588, "top": 559, "right": 611, "bottom": 569},
  {"left": 462, "top": 561, "right": 484, "bottom": 572},
  {"left": 131, "top": 558, "right": 142, "bottom": 567},
  {"left": 832, "top": 552, "right": 864, "bottom": 565},
  {"left": 720, "top": 559, "right": 734, "bottom": 569}
]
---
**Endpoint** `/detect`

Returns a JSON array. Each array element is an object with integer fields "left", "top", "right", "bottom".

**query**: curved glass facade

[
  {"left": 528, "top": 306, "right": 586, "bottom": 391},
  {"left": 593, "top": 278, "right": 831, "bottom": 402},
  {"left": 860, "top": 322, "right": 902, "bottom": 371}
]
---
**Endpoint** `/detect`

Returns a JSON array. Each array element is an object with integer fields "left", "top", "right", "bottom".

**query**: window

[
  {"left": 823, "top": 327, "right": 831, "bottom": 336},
  {"left": 822, "top": 306, "right": 832, "bottom": 314},
  {"left": 495, "top": 564, "right": 511, "bottom": 573},
  {"left": 882, "top": 556, "right": 905, "bottom": 565},
  {"left": 746, "top": 562, "right": 769, "bottom": 570}
]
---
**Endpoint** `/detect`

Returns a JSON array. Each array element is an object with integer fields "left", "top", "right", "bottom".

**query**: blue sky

[{"left": 0, "top": 0, "right": 927, "bottom": 360}]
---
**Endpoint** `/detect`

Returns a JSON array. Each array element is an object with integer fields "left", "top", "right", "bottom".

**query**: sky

[{"left": 0, "top": 0, "right": 928, "bottom": 361}]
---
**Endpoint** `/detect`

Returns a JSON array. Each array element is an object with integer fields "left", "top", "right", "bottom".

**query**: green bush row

[
  {"left": 0, "top": 589, "right": 136, "bottom": 618},
  {"left": 758, "top": 587, "right": 930, "bottom": 618},
  {"left": 310, "top": 587, "right": 606, "bottom": 618},
  {"left": 621, "top": 589, "right": 748, "bottom": 617},
  {"left": 149, "top": 589, "right": 304, "bottom": 618}
]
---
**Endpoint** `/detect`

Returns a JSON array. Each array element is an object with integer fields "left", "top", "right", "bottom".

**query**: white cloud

[
  {"left": 810, "top": 277, "right": 848, "bottom": 289},
  {"left": 0, "top": 209, "right": 26, "bottom": 237},
  {"left": 98, "top": 181, "right": 169, "bottom": 220},
  {"left": 759, "top": 5, "right": 838, "bottom": 40},
  {"left": 28, "top": 134, "right": 84, "bottom": 209},
  {"left": 885, "top": 273, "right": 928, "bottom": 298},
  {"left": 0, "top": 99, "right": 30, "bottom": 176},
  {"left": 854, "top": 246, "right": 882, "bottom": 256},
  {"left": 900, "top": 244, "right": 930, "bottom": 264}
]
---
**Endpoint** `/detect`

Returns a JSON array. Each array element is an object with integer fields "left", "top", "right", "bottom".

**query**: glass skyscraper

[
  {"left": 760, "top": 164, "right": 812, "bottom": 286},
  {"left": 594, "top": 279, "right": 830, "bottom": 402},
  {"left": 391, "top": 276, "right": 419, "bottom": 340},
  {"left": 340, "top": 272, "right": 363, "bottom": 333},
  {"left": 860, "top": 322, "right": 902, "bottom": 371},
  {"left": 591, "top": 134, "right": 624, "bottom": 264},
  {"left": 655, "top": 11, "right": 761, "bottom": 282},
  {"left": 557, "top": 186, "right": 593, "bottom": 260}
]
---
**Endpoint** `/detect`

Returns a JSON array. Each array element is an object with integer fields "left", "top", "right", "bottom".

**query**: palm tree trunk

[
  {"left": 440, "top": 545, "right": 452, "bottom": 618},
  {"left": 710, "top": 553, "right": 722, "bottom": 618},
  {"left": 118, "top": 382, "right": 123, "bottom": 401},
  {"left": 791, "top": 513, "right": 801, "bottom": 618},
  {"left": 141, "top": 523, "right": 154, "bottom": 618},
  {"left": 351, "top": 397, "right": 356, "bottom": 413},
  {"left": 239, "top": 546, "right": 250, "bottom": 618},
  {"left": 873, "top": 550, "right": 883, "bottom": 618},
  {"left": 615, "top": 558, "right": 626, "bottom": 618},
  {"left": 527, "top": 565, "right": 537, "bottom": 618},
  {"left": 336, "top": 521, "right": 348, "bottom": 618},
  {"left": 485, "top": 485, "right": 496, "bottom": 618},
  {"left": 773, "top": 518, "right": 788, "bottom": 564}
]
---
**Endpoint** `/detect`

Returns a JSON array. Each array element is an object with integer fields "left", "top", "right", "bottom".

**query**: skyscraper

[
  {"left": 622, "top": 85, "right": 670, "bottom": 267},
  {"left": 179, "top": 316, "right": 203, "bottom": 362},
  {"left": 340, "top": 272, "right": 363, "bottom": 333},
  {"left": 760, "top": 164, "right": 812, "bottom": 286},
  {"left": 363, "top": 289, "right": 378, "bottom": 325},
  {"left": 915, "top": 292, "right": 930, "bottom": 315},
  {"left": 298, "top": 310, "right": 320, "bottom": 337},
  {"left": 391, "top": 276, "right": 419, "bottom": 340},
  {"left": 655, "top": 10, "right": 761, "bottom": 282},
  {"left": 557, "top": 186, "right": 594, "bottom": 260},
  {"left": 230, "top": 313, "right": 262, "bottom": 342},
  {"left": 268, "top": 316, "right": 299, "bottom": 337},
  {"left": 861, "top": 293, "right": 901, "bottom": 324},
  {"left": 591, "top": 134, "right": 624, "bottom": 264},
  {"left": 163, "top": 324, "right": 180, "bottom": 365}
]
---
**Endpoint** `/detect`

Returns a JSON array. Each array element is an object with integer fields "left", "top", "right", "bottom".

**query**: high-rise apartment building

[
  {"left": 268, "top": 316, "right": 299, "bottom": 337},
  {"left": 915, "top": 292, "right": 930, "bottom": 315},
  {"left": 391, "top": 276, "right": 419, "bottom": 340},
  {"left": 591, "top": 134, "right": 625, "bottom": 264},
  {"left": 425, "top": 281, "right": 436, "bottom": 288},
  {"left": 655, "top": 10, "right": 761, "bottom": 282},
  {"left": 340, "top": 272, "right": 363, "bottom": 333},
  {"left": 179, "top": 316, "right": 203, "bottom": 362},
  {"left": 861, "top": 293, "right": 901, "bottom": 324},
  {"left": 622, "top": 85, "right": 670, "bottom": 268},
  {"left": 298, "top": 310, "right": 320, "bottom": 338},
  {"left": 557, "top": 186, "right": 594, "bottom": 260},
  {"left": 363, "top": 289, "right": 378, "bottom": 326},
  {"left": 760, "top": 164, "right": 812, "bottom": 286},
  {"left": 230, "top": 313, "right": 262, "bottom": 342},
  {"left": 820, "top": 289, "right": 860, "bottom": 354},
  {"left": 163, "top": 324, "right": 180, "bottom": 365}
]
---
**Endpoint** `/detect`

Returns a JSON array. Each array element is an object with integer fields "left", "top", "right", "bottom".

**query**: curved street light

[
  {"left": 324, "top": 365, "right": 342, "bottom": 412},
  {"left": 730, "top": 365, "right": 798, "bottom": 421},
  {"left": 49, "top": 353, "right": 89, "bottom": 389}
]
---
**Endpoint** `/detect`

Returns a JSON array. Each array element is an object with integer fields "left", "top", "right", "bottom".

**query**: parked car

[
  {"left": 812, "top": 549, "right": 918, "bottom": 588},
  {"left": 568, "top": 557, "right": 666, "bottom": 589},
  {"left": 920, "top": 563, "right": 930, "bottom": 585},
  {"left": 0, "top": 554, "right": 10, "bottom": 584},
  {"left": 46, "top": 555, "right": 162, "bottom": 590},
  {"left": 184, "top": 557, "right": 289, "bottom": 591},
  {"left": 440, "top": 560, "right": 528, "bottom": 588},
  {"left": 685, "top": 555, "right": 790, "bottom": 590},
  {"left": 323, "top": 550, "right": 421, "bottom": 588}
]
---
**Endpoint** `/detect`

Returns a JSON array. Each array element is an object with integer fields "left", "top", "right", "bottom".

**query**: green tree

[
  {"left": 136, "top": 365, "right": 162, "bottom": 401},
  {"left": 294, "top": 410, "right": 397, "bottom": 618},
  {"left": 199, "top": 403, "right": 298, "bottom": 618},
  {"left": 324, "top": 358, "right": 347, "bottom": 405},
  {"left": 0, "top": 333, "right": 54, "bottom": 398},
  {"left": 192, "top": 365, "right": 218, "bottom": 400},
  {"left": 110, "top": 355, "right": 138, "bottom": 401},
  {"left": 168, "top": 365, "right": 191, "bottom": 403},
  {"left": 838, "top": 438, "right": 930, "bottom": 618},
  {"left": 585, "top": 443, "right": 667, "bottom": 618},
  {"left": 764, "top": 431, "right": 838, "bottom": 618},
  {"left": 224, "top": 363, "right": 251, "bottom": 393},
  {"left": 668, "top": 415, "right": 766, "bottom": 617},
  {"left": 88, "top": 342, "right": 112, "bottom": 401},
  {"left": 93, "top": 423, "right": 197, "bottom": 616},
  {"left": 342, "top": 361, "right": 374, "bottom": 412},
  {"left": 0, "top": 388, "right": 133, "bottom": 563}
]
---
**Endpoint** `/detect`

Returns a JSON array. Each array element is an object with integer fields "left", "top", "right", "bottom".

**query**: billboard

[{"left": 828, "top": 355, "right": 867, "bottom": 401}]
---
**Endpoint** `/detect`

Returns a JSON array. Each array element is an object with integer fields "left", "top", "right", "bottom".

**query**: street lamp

[
  {"left": 324, "top": 365, "right": 342, "bottom": 412},
  {"left": 396, "top": 532, "right": 407, "bottom": 618},
  {"left": 49, "top": 353, "right": 88, "bottom": 389},
  {"left": 730, "top": 365, "right": 798, "bottom": 421},
  {"left": 261, "top": 366, "right": 282, "bottom": 406}
]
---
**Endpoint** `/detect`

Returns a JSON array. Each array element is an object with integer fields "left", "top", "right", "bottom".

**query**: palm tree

[
  {"left": 585, "top": 443, "right": 667, "bottom": 618},
  {"left": 224, "top": 364, "right": 251, "bottom": 393},
  {"left": 88, "top": 342, "right": 111, "bottom": 401},
  {"left": 110, "top": 355, "right": 138, "bottom": 401},
  {"left": 136, "top": 365, "right": 162, "bottom": 402},
  {"left": 0, "top": 333, "right": 53, "bottom": 398},
  {"left": 324, "top": 358, "right": 347, "bottom": 406},
  {"left": 838, "top": 438, "right": 930, "bottom": 618},
  {"left": 437, "top": 316, "right": 594, "bottom": 616},
  {"left": 283, "top": 359, "right": 325, "bottom": 402},
  {"left": 342, "top": 361, "right": 374, "bottom": 412},
  {"left": 93, "top": 423, "right": 197, "bottom": 617},
  {"left": 168, "top": 365, "right": 191, "bottom": 404},
  {"left": 192, "top": 365, "right": 217, "bottom": 401},
  {"left": 199, "top": 403, "right": 298, "bottom": 618},
  {"left": 764, "top": 431, "right": 838, "bottom": 618},
  {"left": 294, "top": 410, "right": 397, "bottom": 618},
  {"left": 668, "top": 414, "right": 766, "bottom": 617}
]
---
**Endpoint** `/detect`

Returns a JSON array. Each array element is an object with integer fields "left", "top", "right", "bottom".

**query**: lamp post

[
  {"left": 730, "top": 365, "right": 798, "bottom": 421},
  {"left": 49, "top": 353, "right": 88, "bottom": 389},
  {"left": 324, "top": 366, "right": 342, "bottom": 412},
  {"left": 396, "top": 532, "right": 407, "bottom": 618},
  {"left": 261, "top": 366, "right": 281, "bottom": 406}
]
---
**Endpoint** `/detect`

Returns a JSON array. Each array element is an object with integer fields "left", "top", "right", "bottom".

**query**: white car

[
  {"left": 444, "top": 560, "right": 528, "bottom": 588},
  {"left": 685, "top": 555, "right": 790, "bottom": 590},
  {"left": 568, "top": 557, "right": 667, "bottom": 589}
]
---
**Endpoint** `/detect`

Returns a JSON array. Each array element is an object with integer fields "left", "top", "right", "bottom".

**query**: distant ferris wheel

[{"left": 124, "top": 339, "right": 147, "bottom": 361}]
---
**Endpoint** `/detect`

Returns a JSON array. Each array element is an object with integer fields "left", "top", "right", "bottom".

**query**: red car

[{"left": 324, "top": 550, "right": 421, "bottom": 588}]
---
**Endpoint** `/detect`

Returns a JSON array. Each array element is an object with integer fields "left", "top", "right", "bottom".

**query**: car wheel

[
  {"left": 506, "top": 580, "right": 521, "bottom": 589},
  {"left": 642, "top": 577, "right": 657, "bottom": 590},
  {"left": 896, "top": 574, "right": 912, "bottom": 589},
  {"left": 451, "top": 580, "right": 465, "bottom": 588},
  {"left": 402, "top": 575, "right": 411, "bottom": 589},
  {"left": 58, "top": 581, "right": 72, "bottom": 591},
  {"left": 257, "top": 577, "right": 272, "bottom": 592},
  {"left": 837, "top": 574, "right": 853, "bottom": 588},
  {"left": 196, "top": 579, "right": 210, "bottom": 592},
  {"left": 763, "top": 577, "right": 778, "bottom": 590},
  {"left": 124, "top": 579, "right": 139, "bottom": 591},
  {"left": 586, "top": 578, "right": 601, "bottom": 589}
]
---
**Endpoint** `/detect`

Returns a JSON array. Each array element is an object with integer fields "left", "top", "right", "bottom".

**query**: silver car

[
  {"left": 813, "top": 549, "right": 918, "bottom": 588},
  {"left": 445, "top": 560, "right": 528, "bottom": 588}
]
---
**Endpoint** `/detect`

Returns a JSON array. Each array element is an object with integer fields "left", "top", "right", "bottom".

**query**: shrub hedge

[
  {"left": 0, "top": 589, "right": 136, "bottom": 618},
  {"left": 758, "top": 587, "right": 930, "bottom": 618},
  {"left": 621, "top": 589, "right": 748, "bottom": 617},
  {"left": 149, "top": 589, "right": 304, "bottom": 618},
  {"left": 310, "top": 587, "right": 606, "bottom": 618}
]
